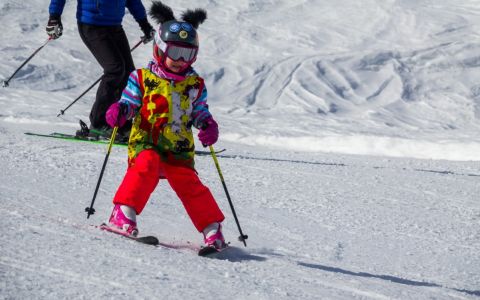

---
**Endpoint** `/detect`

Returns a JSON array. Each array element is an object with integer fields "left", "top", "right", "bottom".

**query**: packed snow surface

[{"left": 0, "top": 0, "right": 479, "bottom": 299}]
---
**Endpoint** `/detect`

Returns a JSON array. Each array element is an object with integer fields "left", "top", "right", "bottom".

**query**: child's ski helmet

[
  {"left": 158, "top": 20, "right": 199, "bottom": 47},
  {"left": 149, "top": 1, "right": 207, "bottom": 65}
]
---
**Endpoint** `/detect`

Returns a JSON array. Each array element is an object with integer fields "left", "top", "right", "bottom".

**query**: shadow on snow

[
  {"left": 297, "top": 261, "right": 480, "bottom": 297},
  {"left": 214, "top": 154, "right": 480, "bottom": 177},
  {"left": 203, "top": 247, "right": 267, "bottom": 262}
]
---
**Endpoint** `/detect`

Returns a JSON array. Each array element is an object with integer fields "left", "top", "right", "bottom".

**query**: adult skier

[{"left": 46, "top": 0, "right": 155, "bottom": 141}]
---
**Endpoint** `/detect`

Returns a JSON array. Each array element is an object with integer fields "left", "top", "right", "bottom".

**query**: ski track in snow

[{"left": 1, "top": 0, "right": 480, "bottom": 299}]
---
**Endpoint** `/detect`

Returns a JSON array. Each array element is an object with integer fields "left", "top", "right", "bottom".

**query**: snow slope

[
  {"left": 2, "top": 0, "right": 480, "bottom": 160},
  {"left": 0, "top": 0, "right": 479, "bottom": 299}
]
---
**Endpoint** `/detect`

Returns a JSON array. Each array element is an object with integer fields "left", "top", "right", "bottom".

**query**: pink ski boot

[
  {"left": 203, "top": 222, "right": 227, "bottom": 250},
  {"left": 107, "top": 204, "right": 138, "bottom": 237}
]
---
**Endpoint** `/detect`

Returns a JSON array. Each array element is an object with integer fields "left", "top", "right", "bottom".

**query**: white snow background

[{"left": 0, "top": 0, "right": 479, "bottom": 299}]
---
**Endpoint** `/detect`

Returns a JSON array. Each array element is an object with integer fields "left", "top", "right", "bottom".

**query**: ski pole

[
  {"left": 209, "top": 145, "right": 249, "bottom": 247},
  {"left": 3, "top": 37, "right": 52, "bottom": 87},
  {"left": 57, "top": 77, "right": 101, "bottom": 117},
  {"left": 85, "top": 126, "right": 119, "bottom": 218},
  {"left": 58, "top": 39, "right": 143, "bottom": 117}
]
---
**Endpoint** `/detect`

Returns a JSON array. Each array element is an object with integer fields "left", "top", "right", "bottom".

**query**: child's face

[{"left": 164, "top": 57, "right": 189, "bottom": 73}]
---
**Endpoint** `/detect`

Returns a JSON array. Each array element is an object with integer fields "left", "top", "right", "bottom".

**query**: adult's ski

[
  {"left": 25, "top": 131, "right": 128, "bottom": 146},
  {"left": 24, "top": 132, "right": 226, "bottom": 155}
]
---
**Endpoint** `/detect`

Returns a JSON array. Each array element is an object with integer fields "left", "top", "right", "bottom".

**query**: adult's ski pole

[
  {"left": 58, "top": 39, "right": 144, "bottom": 117},
  {"left": 3, "top": 37, "right": 52, "bottom": 87},
  {"left": 85, "top": 126, "right": 119, "bottom": 218},
  {"left": 209, "top": 145, "right": 248, "bottom": 246}
]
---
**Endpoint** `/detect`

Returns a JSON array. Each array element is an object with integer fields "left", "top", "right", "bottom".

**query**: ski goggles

[{"left": 164, "top": 43, "right": 198, "bottom": 63}]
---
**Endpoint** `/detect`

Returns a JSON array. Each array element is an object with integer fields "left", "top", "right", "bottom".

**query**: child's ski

[
  {"left": 24, "top": 132, "right": 226, "bottom": 155},
  {"left": 99, "top": 223, "right": 203, "bottom": 252},
  {"left": 99, "top": 223, "right": 159, "bottom": 246},
  {"left": 100, "top": 223, "right": 231, "bottom": 256}
]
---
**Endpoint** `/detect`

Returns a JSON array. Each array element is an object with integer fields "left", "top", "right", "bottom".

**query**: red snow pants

[{"left": 113, "top": 149, "right": 225, "bottom": 232}]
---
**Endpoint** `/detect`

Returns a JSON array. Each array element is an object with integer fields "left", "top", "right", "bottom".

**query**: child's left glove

[
  {"left": 106, "top": 102, "right": 127, "bottom": 128},
  {"left": 198, "top": 117, "right": 219, "bottom": 146}
]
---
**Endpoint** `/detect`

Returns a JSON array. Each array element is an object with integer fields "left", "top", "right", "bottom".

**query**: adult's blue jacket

[{"left": 49, "top": 0, "right": 147, "bottom": 26}]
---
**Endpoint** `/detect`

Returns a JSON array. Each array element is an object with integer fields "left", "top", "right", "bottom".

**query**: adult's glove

[
  {"left": 139, "top": 19, "right": 155, "bottom": 44},
  {"left": 46, "top": 16, "right": 63, "bottom": 39},
  {"left": 198, "top": 117, "right": 219, "bottom": 146},
  {"left": 106, "top": 102, "right": 128, "bottom": 128}
]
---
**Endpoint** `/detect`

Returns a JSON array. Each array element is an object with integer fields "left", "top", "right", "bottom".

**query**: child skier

[{"left": 103, "top": 1, "right": 226, "bottom": 250}]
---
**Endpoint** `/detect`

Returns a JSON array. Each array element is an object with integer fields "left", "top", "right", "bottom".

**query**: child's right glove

[
  {"left": 198, "top": 117, "right": 219, "bottom": 146},
  {"left": 106, "top": 102, "right": 127, "bottom": 128}
]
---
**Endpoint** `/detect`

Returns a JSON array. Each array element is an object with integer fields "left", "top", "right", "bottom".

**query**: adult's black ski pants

[{"left": 78, "top": 23, "right": 134, "bottom": 130}]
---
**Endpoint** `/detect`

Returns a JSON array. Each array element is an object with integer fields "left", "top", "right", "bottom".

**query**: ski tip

[
  {"left": 198, "top": 246, "right": 219, "bottom": 257},
  {"left": 135, "top": 236, "right": 160, "bottom": 246},
  {"left": 198, "top": 245, "right": 229, "bottom": 257},
  {"left": 99, "top": 224, "right": 159, "bottom": 246}
]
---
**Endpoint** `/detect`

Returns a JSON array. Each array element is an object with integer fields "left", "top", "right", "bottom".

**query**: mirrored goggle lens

[{"left": 166, "top": 45, "right": 197, "bottom": 62}]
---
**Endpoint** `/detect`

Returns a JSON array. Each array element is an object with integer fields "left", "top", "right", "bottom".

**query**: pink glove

[
  {"left": 198, "top": 118, "right": 219, "bottom": 146},
  {"left": 106, "top": 102, "right": 127, "bottom": 128}
]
